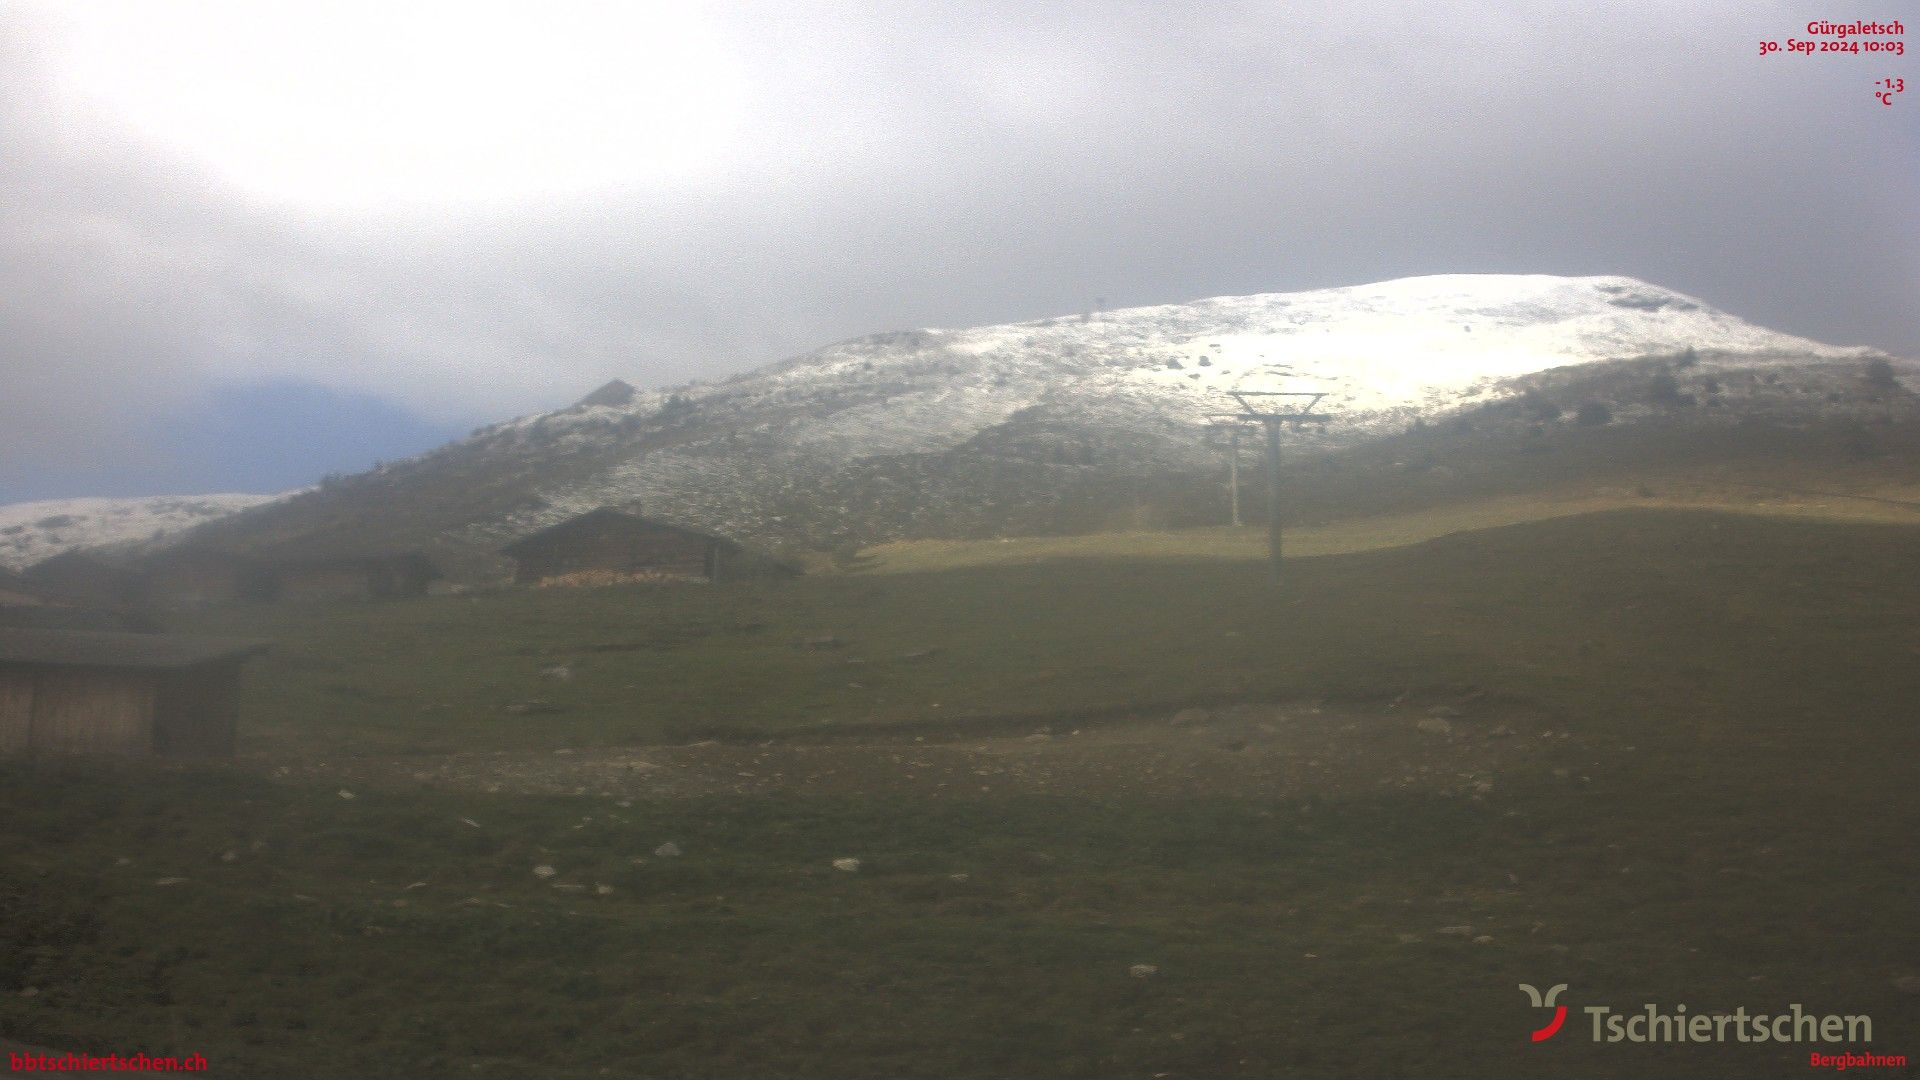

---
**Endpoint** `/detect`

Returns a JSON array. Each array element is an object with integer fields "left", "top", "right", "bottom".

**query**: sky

[{"left": 2, "top": 1, "right": 1915, "bottom": 503}]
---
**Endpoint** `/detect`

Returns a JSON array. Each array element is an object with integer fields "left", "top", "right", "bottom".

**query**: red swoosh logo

[{"left": 1531, "top": 1005, "right": 1567, "bottom": 1042}]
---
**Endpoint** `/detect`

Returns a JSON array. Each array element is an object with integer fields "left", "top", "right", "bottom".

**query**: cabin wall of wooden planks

[{"left": 0, "top": 667, "right": 156, "bottom": 755}]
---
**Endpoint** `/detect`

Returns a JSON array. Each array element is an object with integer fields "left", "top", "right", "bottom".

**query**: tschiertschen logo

[
  {"left": 1516, "top": 981, "right": 1903, "bottom": 1066},
  {"left": 1519, "top": 983, "right": 1569, "bottom": 1042}
]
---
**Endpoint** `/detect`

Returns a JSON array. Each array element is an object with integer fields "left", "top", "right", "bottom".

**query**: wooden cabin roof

[
  {"left": 24, "top": 550, "right": 143, "bottom": 582},
  {"left": 0, "top": 628, "right": 270, "bottom": 670},
  {"left": 266, "top": 551, "right": 439, "bottom": 574},
  {"left": 499, "top": 508, "right": 743, "bottom": 556},
  {"left": 143, "top": 545, "right": 267, "bottom": 571}
]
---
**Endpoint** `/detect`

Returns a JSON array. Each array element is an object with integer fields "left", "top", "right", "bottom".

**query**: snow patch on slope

[
  {"left": 469, "top": 274, "right": 1890, "bottom": 543},
  {"left": 0, "top": 493, "right": 284, "bottom": 569}
]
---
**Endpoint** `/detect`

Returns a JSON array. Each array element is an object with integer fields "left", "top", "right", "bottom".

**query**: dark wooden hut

[
  {"left": 0, "top": 628, "right": 269, "bottom": 757},
  {"left": 0, "top": 576, "right": 136, "bottom": 630},
  {"left": 500, "top": 507, "right": 770, "bottom": 586},
  {"left": 267, "top": 553, "right": 440, "bottom": 602},
  {"left": 22, "top": 551, "right": 147, "bottom": 610},
  {"left": 142, "top": 546, "right": 276, "bottom": 609}
]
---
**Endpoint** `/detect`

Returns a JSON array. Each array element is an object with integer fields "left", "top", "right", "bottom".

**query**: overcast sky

[{"left": 2, "top": 1, "right": 1915, "bottom": 502}]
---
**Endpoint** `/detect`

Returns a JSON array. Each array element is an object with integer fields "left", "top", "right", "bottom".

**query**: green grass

[
  {"left": 4, "top": 508, "right": 1918, "bottom": 1077},
  {"left": 3, "top": 759, "right": 1912, "bottom": 1079},
  {"left": 858, "top": 478, "right": 1920, "bottom": 573},
  {"left": 167, "top": 507, "right": 1920, "bottom": 762}
]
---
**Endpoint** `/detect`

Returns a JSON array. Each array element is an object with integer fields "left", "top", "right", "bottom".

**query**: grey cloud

[{"left": 1, "top": 1, "right": 1914, "bottom": 490}]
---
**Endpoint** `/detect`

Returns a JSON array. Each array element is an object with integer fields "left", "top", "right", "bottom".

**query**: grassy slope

[
  {"left": 858, "top": 479, "right": 1920, "bottom": 574},
  {"left": 2, "top": 509, "right": 1917, "bottom": 1078},
  {"left": 159, "top": 501, "right": 1920, "bottom": 761}
]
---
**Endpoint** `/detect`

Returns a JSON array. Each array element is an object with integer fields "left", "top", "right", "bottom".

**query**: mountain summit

[{"left": 575, "top": 379, "right": 638, "bottom": 408}]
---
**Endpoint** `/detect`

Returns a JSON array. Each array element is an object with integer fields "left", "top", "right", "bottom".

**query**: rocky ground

[{"left": 257, "top": 694, "right": 1591, "bottom": 804}]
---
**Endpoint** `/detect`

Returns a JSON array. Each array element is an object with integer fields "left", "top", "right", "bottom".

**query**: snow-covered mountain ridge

[
  {"left": 483, "top": 273, "right": 1883, "bottom": 452},
  {"left": 430, "top": 275, "right": 1899, "bottom": 543},
  {"left": 36, "top": 274, "right": 1919, "bottom": 574}
]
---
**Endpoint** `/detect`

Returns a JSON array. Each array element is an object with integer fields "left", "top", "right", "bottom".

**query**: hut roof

[
  {"left": 499, "top": 508, "right": 743, "bottom": 556},
  {"left": 143, "top": 545, "right": 267, "bottom": 571},
  {"left": 24, "top": 550, "right": 142, "bottom": 581},
  {"left": 266, "top": 551, "right": 439, "bottom": 574},
  {"left": 0, "top": 628, "right": 270, "bottom": 670}
]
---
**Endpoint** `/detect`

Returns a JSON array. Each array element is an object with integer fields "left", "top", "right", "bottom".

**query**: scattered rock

[
  {"left": 1416, "top": 718, "right": 1453, "bottom": 736},
  {"left": 832, "top": 857, "right": 861, "bottom": 873},
  {"left": 1024, "top": 732, "right": 1052, "bottom": 743},
  {"left": 1437, "top": 925, "right": 1473, "bottom": 936},
  {"left": 19, "top": 987, "right": 38, "bottom": 998},
  {"left": 219, "top": 850, "right": 238, "bottom": 863},
  {"left": 595, "top": 884, "right": 614, "bottom": 896},
  {"left": 539, "top": 665, "right": 573, "bottom": 682},
  {"left": 154, "top": 877, "right": 187, "bottom": 887},
  {"left": 1486, "top": 725, "right": 1515, "bottom": 738},
  {"left": 1473, "top": 935, "right": 1495, "bottom": 945},
  {"left": 949, "top": 873, "right": 970, "bottom": 883},
  {"left": 654, "top": 842, "right": 682, "bottom": 858},
  {"left": 1129, "top": 964, "right": 1159, "bottom": 979},
  {"left": 336, "top": 790, "right": 356, "bottom": 800},
  {"left": 532, "top": 865, "right": 557, "bottom": 879},
  {"left": 799, "top": 636, "right": 848, "bottom": 650}
]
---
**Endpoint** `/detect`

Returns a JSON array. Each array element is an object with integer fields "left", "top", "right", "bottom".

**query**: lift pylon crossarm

[{"left": 1207, "top": 389, "right": 1337, "bottom": 586}]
